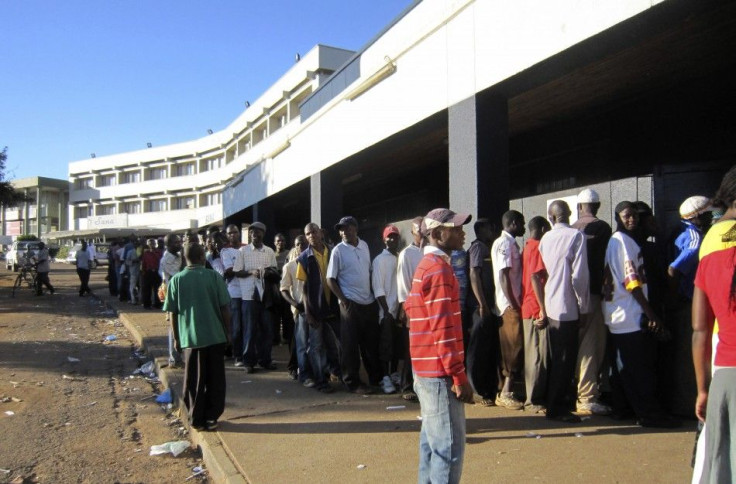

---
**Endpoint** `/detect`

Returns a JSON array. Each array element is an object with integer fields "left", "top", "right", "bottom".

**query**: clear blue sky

[{"left": 0, "top": 0, "right": 414, "bottom": 181}]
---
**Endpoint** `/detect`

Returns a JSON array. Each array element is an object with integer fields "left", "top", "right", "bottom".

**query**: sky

[{"left": 0, "top": 0, "right": 415, "bottom": 181}]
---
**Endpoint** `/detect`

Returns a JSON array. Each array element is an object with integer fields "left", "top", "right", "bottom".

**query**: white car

[
  {"left": 6, "top": 241, "right": 41, "bottom": 272},
  {"left": 66, "top": 243, "right": 110, "bottom": 269}
]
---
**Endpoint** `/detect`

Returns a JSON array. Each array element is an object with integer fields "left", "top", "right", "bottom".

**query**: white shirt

[
  {"left": 326, "top": 238, "right": 374, "bottom": 305},
  {"left": 603, "top": 231, "right": 647, "bottom": 334},
  {"left": 234, "top": 243, "right": 277, "bottom": 301},
  {"left": 491, "top": 231, "right": 522, "bottom": 315},
  {"left": 372, "top": 249, "right": 399, "bottom": 319},
  {"left": 538, "top": 223, "right": 590, "bottom": 321},
  {"left": 160, "top": 250, "right": 182, "bottom": 282},
  {"left": 397, "top": 243, "right": 423, "bottom": 304},
  {"left": 220, "top": 246, "right": 241, "bottom": 298},
  {"left": 280, "top": 259, "right": 304, "bottom": 318}
]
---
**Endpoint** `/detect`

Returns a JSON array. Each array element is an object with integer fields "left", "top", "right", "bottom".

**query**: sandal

[{"left": 402, "top": 392, "right": 419, "bottom": 402}]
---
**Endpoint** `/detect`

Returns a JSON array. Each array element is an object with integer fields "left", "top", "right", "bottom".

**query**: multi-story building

[
  {"left": 68, "top": 45, "right": 354, "bottom": 232},
  {"left": 2, "top": 177, "right": 69, "bottom": 240}
]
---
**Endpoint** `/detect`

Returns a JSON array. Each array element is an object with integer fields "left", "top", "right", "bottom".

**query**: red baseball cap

[{"left": 383, "top": 224, "right": 400, "bottom": 239}]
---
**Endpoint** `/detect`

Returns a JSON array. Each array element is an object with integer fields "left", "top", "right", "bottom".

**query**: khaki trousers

[{"left": 576, "top": 294, "right": 607, "bottom": 403}]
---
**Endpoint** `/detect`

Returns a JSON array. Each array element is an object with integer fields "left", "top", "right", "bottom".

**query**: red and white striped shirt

[{"left": 405, "top": 246, "right": 467, "bottom": 386}]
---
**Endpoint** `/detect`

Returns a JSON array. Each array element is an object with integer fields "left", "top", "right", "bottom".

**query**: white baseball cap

[
  {"left": 577, "top": 188, "right": 600, "bottom": 204},
  {"left": 679, "top": 196, "right": 712, "bottom": 220}
]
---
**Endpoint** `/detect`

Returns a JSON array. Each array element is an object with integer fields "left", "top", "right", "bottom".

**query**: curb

[{"left": 115, "top": 308, "right": 247, "bottom": 484}]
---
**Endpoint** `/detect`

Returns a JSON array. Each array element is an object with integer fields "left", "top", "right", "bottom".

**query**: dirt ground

[{"left": 0, "top": 263, "right": 208, "bottom": 484}]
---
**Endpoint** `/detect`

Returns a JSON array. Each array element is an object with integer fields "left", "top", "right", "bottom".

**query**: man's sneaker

[
  {"left": 495, "top": 392, "right": 524, "bottom": 410},
  {"left": 234, "top": 359, "right": 244, "bottom": 368},
  {"left": 288, "top": 370, "right": 298, "bottom": 380},
  {"left": 381, "top": 375, "right": 397, "bottom": 394},
  {"left": 577, "top": 401, "right": 612, "bottom": 416},
  {"left": 317, "top": 383, "right": 334, "bottom": 394},
  {"left": 303, "top": 378, "right": 316, "bottom": 388},
  {"left": 205, "top": 420, "right": 218, "bottom": 431},
  {"left": 525, "top": 404, "right": 546, "bottom": 414},
  {"left": 244, "top": 366, "right": 255, "bottom": 374}
]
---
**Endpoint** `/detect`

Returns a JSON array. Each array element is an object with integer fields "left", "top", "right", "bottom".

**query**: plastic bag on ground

[
  {"left": 155, "top": 388, "right": 172, "bottom": 403},
  {"left": 149, "top": 440, "right": 190, "bottom": 457}
]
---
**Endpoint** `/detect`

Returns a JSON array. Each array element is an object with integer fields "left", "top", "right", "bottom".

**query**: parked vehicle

[
  {"left": 66, "top": 242, "right": 110, "bottom": 269},
  {"left": 6, "top": 241, "right": 41, "bottom": 272}
]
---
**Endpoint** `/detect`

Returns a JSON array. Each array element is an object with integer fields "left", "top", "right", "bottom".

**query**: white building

[{"left": 68, "top": 45, "right": 355, "bottom": 232}]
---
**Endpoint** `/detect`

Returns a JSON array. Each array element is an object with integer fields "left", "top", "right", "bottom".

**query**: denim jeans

[
  {"left": 242, "top": 299, "right": 273, "bottom": 368},
  {"left": 229, "top": 297, "right": 243, "bottom": 359},
  {"left": 294, "top": 313, "right": 327, "bottom": 384},
  {"left": 414, "top": 376, "right": 465, "bottom": 484}
]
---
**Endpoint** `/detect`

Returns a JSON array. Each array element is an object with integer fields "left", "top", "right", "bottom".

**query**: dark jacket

[{"left": 296, "top": 246, "right": 339, "bottom": 321}]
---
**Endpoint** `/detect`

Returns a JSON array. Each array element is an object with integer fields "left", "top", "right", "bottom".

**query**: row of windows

[{"left": 74, "top": 192, "right": 222, "bottom": 217}]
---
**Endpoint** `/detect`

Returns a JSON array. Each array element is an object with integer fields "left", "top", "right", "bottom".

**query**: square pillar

[{"left": 310, "top": 170, "right": 343, "bottom": 230}]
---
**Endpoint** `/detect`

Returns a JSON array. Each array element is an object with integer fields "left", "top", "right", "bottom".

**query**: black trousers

[
  {"left": 399, "top": 325, "right": 414, "bottom": 393},
  {"left": 36, "top": 271, "right": 54, "bottom": 295},
  {"left": 609, "top": 330, "right": 661, "bottom": 419},
  {"left": 141, "top": 269, "right": 161, "bottom": 308},
  {"left": 182, "top": 344, "right": 226, "bottom": 427},
  {"left": 546, "top": 318, "right": 579, "bottom": 417},
  {"left": 76, "top": 268, "right": 91, "bottom": 295},
  {"left": 340, "top": 300, "right": 381, "bottom": 389},
  {"left": 466, "top": 309, "right": 502, "bottom": 399}
]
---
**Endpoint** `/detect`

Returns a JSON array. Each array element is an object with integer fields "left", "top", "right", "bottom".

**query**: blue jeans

[
  {"left": 229, "top": 297, "right": 243, "bottom": 359},
  {"left": 295, "top": 314, "right": 327, "bottom": 384},
  {"left": 242, "top": 299, "right": 273, "bottom": 368},
  {"left": 414, "top": 376, "right": 465, "bottom": 484}
]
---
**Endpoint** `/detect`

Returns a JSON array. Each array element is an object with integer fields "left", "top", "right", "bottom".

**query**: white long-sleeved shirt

[
  {"left": 397, "top": 243, "right": 422, "bottom": 304},
  {"left": 372, "top": 249, "right": 398, "bottom": 319},
  {"left": 538, "top": 223, "right": 590, "bottom": 321}
]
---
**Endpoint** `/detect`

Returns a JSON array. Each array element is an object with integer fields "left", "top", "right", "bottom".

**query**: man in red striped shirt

[{"left": 406, "top": 208, "right": 473, "bottom": 484}]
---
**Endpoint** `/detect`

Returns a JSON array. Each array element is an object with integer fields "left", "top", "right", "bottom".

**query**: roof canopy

[{"left": 45, "top": 226, "right": 172, "bottom": 241}]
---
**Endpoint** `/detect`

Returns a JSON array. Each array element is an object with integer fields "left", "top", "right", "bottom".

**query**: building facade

[{"left": 2, "top": 177, "right": 69, "bottom": 240}]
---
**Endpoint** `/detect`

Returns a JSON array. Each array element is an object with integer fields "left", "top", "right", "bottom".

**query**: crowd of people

[{"left": 59, "top": 165, "right": 736, "bottom": 483}]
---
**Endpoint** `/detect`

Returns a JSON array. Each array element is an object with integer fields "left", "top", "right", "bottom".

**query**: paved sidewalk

[{"left": 97, "top": 287, "right": 697, "bottom": 484}]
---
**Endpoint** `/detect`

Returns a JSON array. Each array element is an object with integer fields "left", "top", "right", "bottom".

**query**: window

[
  {"left": 97, "top": 205, "right": 116, "bottom": 215},
  {"left": 123, "top": 202, "right": 141, "bottom": 214},
  {"left": 122, "top": 171, "right": 141, "bottom": 184},
  {"left": 76, "top": 178, "right": 93, "bottom": 189},
  {"left": 174, "top": 163, "right": 195, "bottom": 177},
  {"left": 147, "top": 199, "right": 167, "bottom": 212},
  {"left": 173, "top": 196, "right": 195, "bottom": 210},
  {"left": 149, "top": 167, "right": 167, "bottom": 180},
  {"left": 99, "top": 174, "right": 116, "bottom": 187},
  {"left": 201, "top": 192, "right": 221, "bottom": 207},
  {"left": 200, "top": 157, "right": 221, "bottom": 172},
  {"left": 74, "top": 206, "right": 89, "bottom": 218}
]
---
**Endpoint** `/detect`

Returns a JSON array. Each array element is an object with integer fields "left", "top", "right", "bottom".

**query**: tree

[{"left": 0, "top": 147, "right": 31, "bottom": 207}]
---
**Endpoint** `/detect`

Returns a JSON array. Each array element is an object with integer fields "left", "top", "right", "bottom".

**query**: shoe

[
  {"left": 380, "top": 375, "right": 397, "bottom": 394},
  {"left": 303, "top": 378, "right": 316, "bottom": 388},
  {"left": 495, "top": 392, "right": 524, "bottom": 410},
  {"left": 350, "top": 384, "right": 373, "bottom": 395},
  {"left": 390, "top": 372, "right": 401, "bottom": 385},
  {"left": 525, "top": 404, "right": 546, "bottom": 414},
  {"left": 329, "top": 373, "right": 341, "bottom": 383},
  {"left": 637, "top": 415, "right": 681, "bottom": 429},
  {"left": 205, "top": 420, "right": 218, "bottom": 431},
  {"left": 402, "top": 392, "right": 419, "bottom": 403},
  {"left": 288, "top": 370, "right": 298, "bottom": 380},
  {"left": 259, "top": 362, "right": 277, "bottom": 370},
  {"left": 244, "top": 366, "right": 255, "bottom": 374},
  {"left": 479, "top": 397, "right": 496, "bottom": 407},
  {"left": 191, "top": 422, "right": 206, "bottom": 431},
  {"left": 317, "top": 383, "right": 334, "bottom": 394},
  {"left": 234, "top": 359, "right": 244, "bottom": 368},
  {"left": 577, "top": 401, "right": 612, "bottom": 416},
  {"left": 547, "top": 412, "right": 582, "bottom": 423}
]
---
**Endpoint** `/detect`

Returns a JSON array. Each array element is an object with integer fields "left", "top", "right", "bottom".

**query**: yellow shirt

[
  {"left": 295, "top": 246, "right": 331, "bottom": 304},
  {"left": 698, "top": 219, "right": 736, "bottom": 334}
]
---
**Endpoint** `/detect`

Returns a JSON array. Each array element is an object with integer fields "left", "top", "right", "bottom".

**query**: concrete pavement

[{"left": 89, "top": 272, "right": 696, "bottom": 484}]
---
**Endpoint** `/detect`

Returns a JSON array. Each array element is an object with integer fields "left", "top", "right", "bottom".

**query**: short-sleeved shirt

[
  {"left": 699, "top": 219, "right": 736, "bottom": 335},
  {"left": 326, "top": 238, "right": 374, "bottom": 305},
  {"left": 521, "top": 238, "right": 545, "bottom": 319},
  {"left": 372, "top": 249, "right": 398, "bottom": 319},
  {"left": 296, "top": 245, "right": 330, "bottom": 304},
  {"left": 163, "top": 265, "right": 231, "bottom": 349},
  {"left": 491, "top": 231, "right": 522, "bottom": 315},
  {"left": 234, "top": 244, "right": 277, "bottom": 301},
  {"left": 160, "top": 250, "right": 182, "bottom": 282},
  {"left": 35, "top": 248, "right": 50, "bottom": 273},
  {"left": 603, "top": 231, "right": 647, "bottom": 334},
  {"left": 572, "top": 215, "right": 612, "bottom": 295},
  {"left": 695, "top": 247, "right": 736, "bottom": 367},
  {"left": 467, "top": 239, "right": 494, "bottom": 310},
  {"left": 669, "top": 220, "right": 703, "bottom": 300},
  {"left": 397, "top": 244, "right": 422, "bottom": 304},
  {"left": 280, "top": 259, "right": 304, "bottom": 318},
  {"left": 220, "top": 246, "right": 241, "bottom": 298}
]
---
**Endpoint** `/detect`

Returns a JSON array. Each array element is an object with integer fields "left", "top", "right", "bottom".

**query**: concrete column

[
  {"left": 36, "top": 187, "right": 41, "bottom": 237},
  {"left": 310, "top": 170, "right": 343, "bottom": 230},
  {"left": 253, "top": 199, "right": 276, "bottom": 242},
  {"left": 448, "top": 93, "right": 510, "bottom": 232}
]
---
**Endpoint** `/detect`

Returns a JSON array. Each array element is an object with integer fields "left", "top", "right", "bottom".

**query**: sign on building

[{"left": 87, "top": 214, "right": 129, "bottom": 228}]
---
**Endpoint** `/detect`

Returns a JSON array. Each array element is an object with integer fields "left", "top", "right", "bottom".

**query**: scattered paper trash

[
  {"left": 357, "top": 464, "right": 366, "bottom": 470},
  {"left": 5, "top": 411, "right": 15, "bottom": 416},
  {"left": 155, "top": 388, "right": 173, "bottom": 404},
  {"left": 275, "top": 389, "right": 282, "bottom": 394},
  {"left": 67, "top": 356, "right": 81, "bottom": 362},
  {"left": 574, "top": 433, "right": 584, "bottom": 438},
  {"left": 62, "top": 374, "right": 83, "bottom": 381},
  {"left": 240, "top": 380, "right": 253, "bottom": 384},
  {"left": 11, "top": 397, "right": 21, "bottom": 403},
  {"left": 0, "top": 468, "right": 10, "bottom": 474},
  {"left": 140, "top": 361, "right": 155, "bottom": 374},
  {"left": 105, "top": 334, "right": 117, "bottom": 341},
  {"left": 150, "top": 440, "right": 190, "bottom": 457},
  {"left": 416, "top": 416, "right": 423, "bottom": 420},
  {"left": 526, "top": 432, "right": 541, "bottom": 439},
  {"left": 580, "top": 416, "right": 591, "bottom": 421},
  {"left": 386, "top": 405, "right": 406, "bottom": 411}
]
